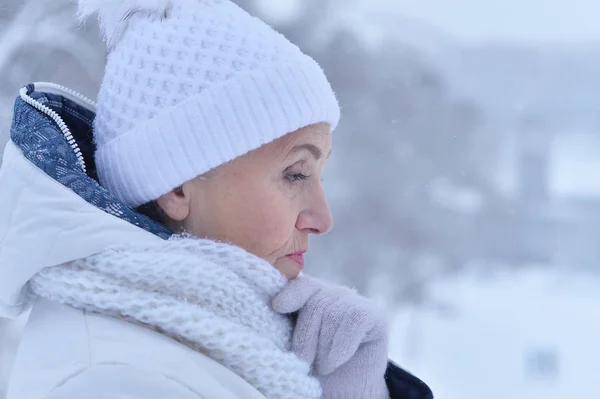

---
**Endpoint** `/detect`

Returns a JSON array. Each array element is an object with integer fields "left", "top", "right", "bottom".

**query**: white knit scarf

[{"left": 29, "top": 235, "right": 322, "bottom": 399}]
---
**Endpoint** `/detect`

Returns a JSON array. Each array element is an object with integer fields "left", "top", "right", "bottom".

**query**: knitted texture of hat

[
  {"left": 29, "top": 235, "right": 323, "bottom": 399},
  {"left": 79, "top": 0, "right": 340, "bottom": 207}
]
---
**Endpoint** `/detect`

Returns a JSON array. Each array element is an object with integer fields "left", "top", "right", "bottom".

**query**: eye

[
  {"left": 285, "top": 172, "right": 311, "bottom": 183},
  {"left": 284, "top": 160, "right": 313, "bottom": 184}
]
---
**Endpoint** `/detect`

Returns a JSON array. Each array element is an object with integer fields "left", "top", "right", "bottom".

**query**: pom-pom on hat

[{"left": 79, "top": 0, "right": 340, "bottom": 207}]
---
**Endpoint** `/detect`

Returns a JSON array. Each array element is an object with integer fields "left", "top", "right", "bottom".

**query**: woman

[{"left": 0, "top": 1, "right": 433, "bottom": 398}]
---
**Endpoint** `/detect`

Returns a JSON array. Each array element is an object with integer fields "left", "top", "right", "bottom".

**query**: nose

[{"left": 296, "top": 186, "right": 334, "bottom": 235}]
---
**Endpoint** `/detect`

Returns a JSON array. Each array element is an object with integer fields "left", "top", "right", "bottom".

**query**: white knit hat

[{"left": 79, "top": 0, "right": 340, "bottom": 207}]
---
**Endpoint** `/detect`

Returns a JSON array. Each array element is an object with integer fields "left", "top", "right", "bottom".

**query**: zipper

[{"left": 19, "top": 82, "right": 96, "bottom": 174}]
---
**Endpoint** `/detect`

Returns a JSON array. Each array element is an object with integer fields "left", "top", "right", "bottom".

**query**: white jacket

[
  {"left": 0, "top": 84, "right": 270, "bottom": 399},
  {"left": 9, "top": 298, "right": 266, "bottom": 399}
]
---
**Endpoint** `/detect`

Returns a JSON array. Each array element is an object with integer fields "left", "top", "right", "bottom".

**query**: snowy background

[{"left": 1, "top": 0, "right": 600, "bottom": 397}]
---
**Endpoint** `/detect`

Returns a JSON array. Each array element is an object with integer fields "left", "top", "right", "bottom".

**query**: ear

[{"left": 156, "top": 185, "right": 190, "bottom": 222}]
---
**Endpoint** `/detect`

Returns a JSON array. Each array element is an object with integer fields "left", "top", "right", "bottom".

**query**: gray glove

[{"left": 272, "top": 275, "right": 390, "bottom": 399}]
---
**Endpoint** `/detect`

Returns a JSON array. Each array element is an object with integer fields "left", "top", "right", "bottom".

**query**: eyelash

[{"left": 285, "top": 173, "right": 312, "bottom": 183}]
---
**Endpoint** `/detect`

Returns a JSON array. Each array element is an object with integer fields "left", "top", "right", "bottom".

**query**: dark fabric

[{"left": 386, "top": 361, "right": 434, "bottom": 399}]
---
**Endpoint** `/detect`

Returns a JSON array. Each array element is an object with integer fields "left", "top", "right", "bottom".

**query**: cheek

[
  {"left": 201, "top": 183, "right": 297, "bottom": 263},
  {"left": 239, "top": 191, "right": 296, "bottom": 259}
]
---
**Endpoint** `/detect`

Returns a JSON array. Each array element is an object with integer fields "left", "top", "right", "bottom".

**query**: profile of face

[{"left": 157, "top": 122, "right": 334, "bottom": 280}]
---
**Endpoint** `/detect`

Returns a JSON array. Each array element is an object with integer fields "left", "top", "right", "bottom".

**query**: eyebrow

[{"left": 289, "top": 143, "right": 331, "bottom": 160}]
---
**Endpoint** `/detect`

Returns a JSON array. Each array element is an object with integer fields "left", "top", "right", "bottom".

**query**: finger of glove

[
  {"left": 319, "top": 342, "right": 390, "bottom": 399},
  {"left": 290, "top": 293, "right": 333, "bottom": 366},
  {"left": 271, "top": 275, "right": 322, "bottom": 314},
  {"left": 318, "top": 306, "right": 374, "bottom": 375}
]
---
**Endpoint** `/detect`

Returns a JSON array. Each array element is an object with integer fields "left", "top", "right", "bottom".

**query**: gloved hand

[{"left": 272, "top": 275, "right": 390, "bottom": 399}]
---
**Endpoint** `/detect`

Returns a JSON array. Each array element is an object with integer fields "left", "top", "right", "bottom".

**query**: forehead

[
  {"left": 268, "top": 123, "right": 332, "bottom": 158},
  {"left": 208, "top": 123, "right": 332, "bottom": 178}
]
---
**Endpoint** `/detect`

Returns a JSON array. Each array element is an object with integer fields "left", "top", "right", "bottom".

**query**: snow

[{"left": 390, "top": 267, "right": 600, "bottom": 398}]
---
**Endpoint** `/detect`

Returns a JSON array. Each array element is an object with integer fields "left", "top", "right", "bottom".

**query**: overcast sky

[
  {"left": 264, "top": 0, "right": 600, "bottom": 44},
  {"left": 387, "top": 0, "right": 600, "bottom": 44}
]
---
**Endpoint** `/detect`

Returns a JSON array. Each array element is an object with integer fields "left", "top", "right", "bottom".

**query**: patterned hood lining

[{"left": 10, "top": 84, "right": 173, "bottom": 239}]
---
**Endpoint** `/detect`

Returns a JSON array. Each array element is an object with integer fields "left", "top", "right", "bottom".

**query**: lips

[{"left": 285, "top": 251, "right": 306, "bottom": 268}]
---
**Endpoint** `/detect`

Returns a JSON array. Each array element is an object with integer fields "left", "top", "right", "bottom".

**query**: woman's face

[{"left": 157, "top": 123, "right": 333, "bottom": 279}]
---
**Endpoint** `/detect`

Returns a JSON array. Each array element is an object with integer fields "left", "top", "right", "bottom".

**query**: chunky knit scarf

[{"left": 28, "top": 235, "right": 322, "bottom": 399}]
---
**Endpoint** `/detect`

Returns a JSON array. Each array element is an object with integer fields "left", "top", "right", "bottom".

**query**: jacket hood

[{"left": 0, "top": 83, "right": 172, "bottom": 318}]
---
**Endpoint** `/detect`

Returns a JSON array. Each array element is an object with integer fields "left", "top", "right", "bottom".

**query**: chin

[
  {"left": 282, "top": 268, "right": 301, "bottom": 280},
  {"left": 274, "top": 259, "right": 302, "bottom": 280}
]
